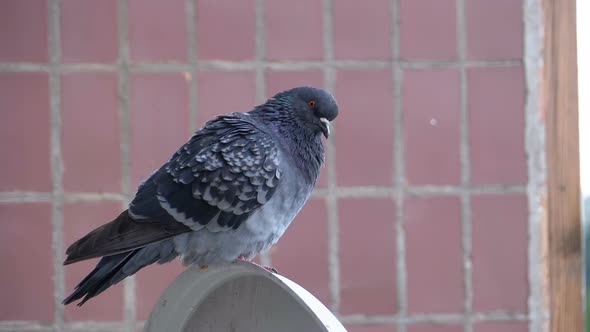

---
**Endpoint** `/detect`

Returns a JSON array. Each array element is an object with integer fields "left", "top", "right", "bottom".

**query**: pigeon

[{"left": 63, "top": 86, "right": 339, "bottom": 306}]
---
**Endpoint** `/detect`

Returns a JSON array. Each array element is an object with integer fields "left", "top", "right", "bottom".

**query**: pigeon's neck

[
  {"left": 251, "top": 108, "right": 324, "bottom": 183},
  {"left": 278, "top": 127, "right": 324, "bottom": 183}
]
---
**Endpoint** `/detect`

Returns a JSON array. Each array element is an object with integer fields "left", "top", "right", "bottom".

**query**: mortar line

[
  {"left": 340, "top": 311, "right": 530, "bottom": 325},
  {"left": 0, "top": 59, "right": 524, "bottom": 73},
  {"left": 254, "top": 0, "right": 266, "bottom": 105},
  {"left": 186, "top": 0, "right": 198, "bottom": 134},
  {"left": 0, "top": 311, "right": 530, "bottom": 331},
  {"left": 456, "top": 0, "right": 473, "bottom": 331},
  {"left": 63, "top": 192, "right": 129, "bottom": 202},
  {"left": 0, "top": 192, "right": 128, "bottom": 203},
  {"left": 0, "top": 185, "right": 527, "bottom": 203},
  {"left": 0, "top": 185, "right": 527, "bottom": 204},
  {"left": 117, "top": 1, "right": 135, "bottom": 330},
  {"left": 255, "top": 0, "right": 272, "bottom": 268},
  {"left": 48, "top": 0, "right": 65, "bottom": 329},
  {"left": 523, "top": 0, "right": 548, "bottom": 331},
  {"left": 0, "top": 192, "right": 53, "bottom": 202},
  {"left": 322, "top": 0, "right": 340, "bottom": 316},
  {"left": 391, "top": 1, "right": 408, "bottom": 331}
]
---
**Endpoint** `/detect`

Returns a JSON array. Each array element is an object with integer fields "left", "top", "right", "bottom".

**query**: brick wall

[{"left": 0, "top": 1, "right": 544, "bottom": 331}]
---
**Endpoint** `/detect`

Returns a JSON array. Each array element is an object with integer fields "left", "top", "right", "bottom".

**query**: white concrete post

[{"left": 146, "top": 261, "right": 347, "bottom": 332}]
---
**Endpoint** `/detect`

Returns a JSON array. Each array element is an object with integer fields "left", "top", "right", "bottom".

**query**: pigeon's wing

[
  {"left": 148, "top": 113, "right": 282, "bottom": 231},
  {"left": 64, "top": 114, "right": 282, "bottom": 264}
]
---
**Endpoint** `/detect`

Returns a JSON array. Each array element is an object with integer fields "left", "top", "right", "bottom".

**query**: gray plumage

[{"left": 63, "top": 86, "right": 339, "bottom": 306}]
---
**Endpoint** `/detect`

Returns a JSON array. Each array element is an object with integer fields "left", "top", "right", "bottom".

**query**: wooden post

[{"left": 543, "top": 0, "right": 583, "bottom": 331}]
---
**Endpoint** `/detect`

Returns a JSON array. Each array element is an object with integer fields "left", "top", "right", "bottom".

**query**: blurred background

[{"left": 0, "top": 0, "right": 542, "bottom": 331}]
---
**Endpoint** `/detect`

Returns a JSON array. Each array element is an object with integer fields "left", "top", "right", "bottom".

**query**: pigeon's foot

[
  {"left": 264, "top": 266, "right": 279, "bottom": 274},
  {"left": 237, "top": 256, "right": 278, "bottom": 274}
]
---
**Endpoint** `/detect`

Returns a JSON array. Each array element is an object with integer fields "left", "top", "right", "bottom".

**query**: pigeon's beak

[{"left": 319, "top": 118, "right": 330, "bottom": 138}]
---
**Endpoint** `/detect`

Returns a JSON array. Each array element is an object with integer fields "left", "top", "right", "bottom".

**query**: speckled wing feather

[
  {"left": 65, "top": 114, "right": 283, "bottom": 265},
  {"left": 131, "top": 113, "right": 282, "bottom": 232}
]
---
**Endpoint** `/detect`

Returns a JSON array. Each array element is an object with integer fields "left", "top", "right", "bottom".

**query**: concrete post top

[{"left": 145, "top": 261, "right": 347, "bottom": 332}]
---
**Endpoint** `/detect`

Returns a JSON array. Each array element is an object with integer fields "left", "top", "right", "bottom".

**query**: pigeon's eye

[{"left": 308, "top": 100, "right": 316, "bottom": 108}]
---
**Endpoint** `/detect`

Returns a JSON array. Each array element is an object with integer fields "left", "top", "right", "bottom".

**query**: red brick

[
  {"left": 265, "top": 70, "right": 328, "bottom": 187},
  {"left": 196, "top": 71, "right": 256, "bottom": 126},
  {"left": 407, "top": 325, "right": 464, "bottom": 332},
  {"left": 61, "top": 0, "right": 118, "bottom": 63},
  {"left": 128, "top": 0, "right": 187, "bottom": 62},
  {"left": 62, "top": 73, "right": 121, "bottom": 193},
  {"left": 0, "top": 0, "right": 48, "bottom": 62},
  {"left": 333, "top": 0, "right": 392, "bottom": 60},
  {"left": 347, "top": 326, "right": 396, "bottom": 332},
  {"left": 0, "top": 203, "right": 53, "bottom": 321},
  {"left": 405, "top": 196, "right": 463, "bottom": 313},
  {"left": 473, "top": 322, "right": 528, "bottom": 332},
  {"left": 466, "top": 0, "right": 523, "bottom": 60},
  {"left": 63, "top": 201, "right": 124, "bottom": 321},
  {"left": 196, "top": 0, "right": 255, "bottom": 61},
  {"left": 335, "top": 70, "right": 394, "bottom": 186},
  {"left": 136, "top": 260, "right": 185, "bottom": 320},
  {"left": 0, "top": 72, "right": 51, "bottom": 191},
  {"left": 265, "top": 0, "right": 323, "bottom": 60},
  {"left": 271, "top": 199, "right": 329, "bottom": 305},
  {"left": 339, "top": 198, "right": 396, "bottom": 315},
  {"left": 399, "top": 0, "right": 457, "bottom": 60},
  {"left": 130, "top": 73, "right": 190, "bottom": 189},
  {"left": 404, "top": 69, "right": 461, "bottom": 185},
  {"left": 468, "top": 67, "right": 526, "bottom": 185},
  {"left": 472, "top": 194, "right": 528, "bottom": 312}
]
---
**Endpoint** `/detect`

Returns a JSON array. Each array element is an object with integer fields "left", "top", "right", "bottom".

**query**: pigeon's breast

[{"left": 244, "top": 165, "right": 312, "bottom": 245}]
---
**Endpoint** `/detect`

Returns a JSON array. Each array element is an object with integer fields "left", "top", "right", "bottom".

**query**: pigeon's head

[{"left": 271, "top": 86, "right": 339, "bottom": 138}]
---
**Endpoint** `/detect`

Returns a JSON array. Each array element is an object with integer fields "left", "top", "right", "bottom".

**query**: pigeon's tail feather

[
  {"left": 63, "top": 241, "right": 178, "bottom": 306},
  {"left": 63, "top": 251, "right": 138, "bottom": 306}
]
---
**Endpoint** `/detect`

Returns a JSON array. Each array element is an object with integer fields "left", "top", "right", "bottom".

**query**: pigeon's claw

[
  {"left": 237, "top": 256, "right": 279, "bottom": 274},
  {"left": 264, "top": 266, "right": 279, "bottom": 274}
]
